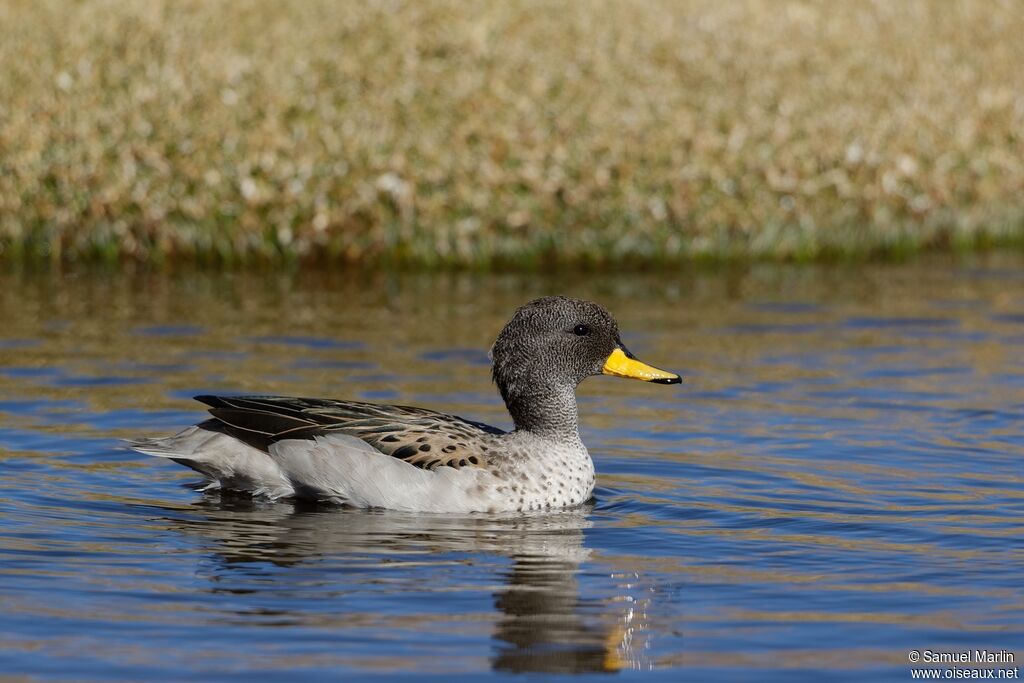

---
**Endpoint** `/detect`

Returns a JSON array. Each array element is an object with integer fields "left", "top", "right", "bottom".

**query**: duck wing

[{"left": 194, "top": 395, "right": 503, "bottom": 470}]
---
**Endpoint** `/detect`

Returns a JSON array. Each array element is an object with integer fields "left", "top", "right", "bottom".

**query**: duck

[{"left": 130, "top": 296, "right": 681, "bottom": 513}]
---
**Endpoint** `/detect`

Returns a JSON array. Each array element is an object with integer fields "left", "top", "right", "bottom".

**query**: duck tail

[
  {"left": 126, "top": 424, "right": 218, "bottom": 459},
  {"left": 127, "top": 424, "right": 295, "bottom": 498}
]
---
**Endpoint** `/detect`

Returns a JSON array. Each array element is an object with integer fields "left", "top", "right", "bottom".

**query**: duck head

[{"left": 490, "top": 296, "right": 680, "bottom": 436}]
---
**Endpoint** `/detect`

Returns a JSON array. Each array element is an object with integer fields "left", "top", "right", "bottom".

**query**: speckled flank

[{"left": 485, "top": 431, "right": 595, "bottom": 513}]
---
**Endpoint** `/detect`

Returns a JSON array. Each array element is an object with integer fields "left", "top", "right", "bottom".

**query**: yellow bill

[{"left": 601, "top": 348, "right": 681, "bottom": 384}]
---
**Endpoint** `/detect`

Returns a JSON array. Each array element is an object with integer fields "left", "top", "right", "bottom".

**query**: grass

[{"left": 1, "top": 0, "right": 1023, "bottom": 267}]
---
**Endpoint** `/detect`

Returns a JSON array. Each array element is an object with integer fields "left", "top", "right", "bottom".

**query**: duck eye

[{"left": 573, "top": 324, "right": 590, "bottom": 336}]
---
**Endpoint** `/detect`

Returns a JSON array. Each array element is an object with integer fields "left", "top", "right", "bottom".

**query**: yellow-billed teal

[{"left": 131, "top": 296, "right": 680, "bottom": 512}]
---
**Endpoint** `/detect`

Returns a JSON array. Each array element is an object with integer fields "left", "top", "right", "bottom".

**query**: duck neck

[{"left": 504, "top": 381, "right": 580, "bottom": 441}]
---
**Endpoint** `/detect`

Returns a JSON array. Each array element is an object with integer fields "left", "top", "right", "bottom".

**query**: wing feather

[{"left": 195, "top": 394, "right": 501, "bottom": 470}]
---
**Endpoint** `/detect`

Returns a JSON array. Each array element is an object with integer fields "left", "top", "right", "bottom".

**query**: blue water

[{"left": 0, "top": 259, "right": 1021, "bottom": 681}]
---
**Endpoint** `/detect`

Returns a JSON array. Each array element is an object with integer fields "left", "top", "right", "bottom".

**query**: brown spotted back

[{"left": 195, "top": 395, "right": 503, "bottom": 471}]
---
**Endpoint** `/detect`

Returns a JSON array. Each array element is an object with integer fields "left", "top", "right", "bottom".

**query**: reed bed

[{"left": 1, "top": 0, "right": 1023, "bottom": 266}]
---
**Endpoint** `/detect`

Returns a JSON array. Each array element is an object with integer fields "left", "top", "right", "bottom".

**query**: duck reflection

[{"left": 159, "top": 493, "right": 648, "bottom": 673}]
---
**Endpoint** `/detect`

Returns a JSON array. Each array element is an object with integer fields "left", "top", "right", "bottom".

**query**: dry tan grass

[{"left": 1, "top": 0, "right": 1023, "bottom": 265}]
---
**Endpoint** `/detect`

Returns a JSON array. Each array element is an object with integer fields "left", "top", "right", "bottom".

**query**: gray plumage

[{"left": 130, "top": 296, "right": 680, "bottom": 512}]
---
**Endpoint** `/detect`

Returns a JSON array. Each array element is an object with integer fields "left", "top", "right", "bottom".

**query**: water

[{"left": 0, "top": 258, "right": 1022, "bottom": 682}]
